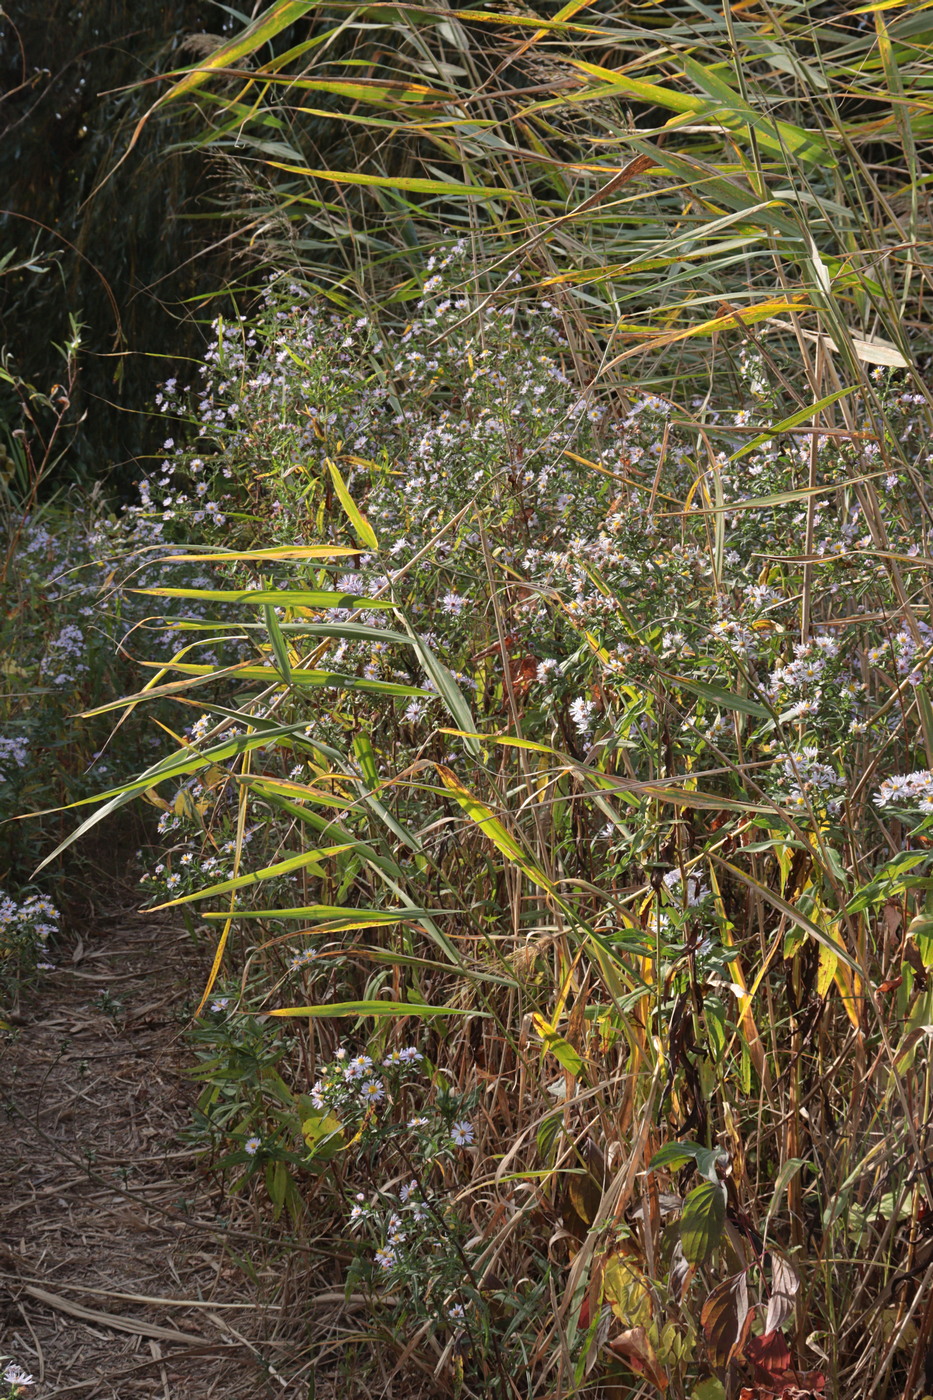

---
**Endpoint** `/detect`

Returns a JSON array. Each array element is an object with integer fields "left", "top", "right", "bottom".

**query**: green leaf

[
  {"left": 692, "top": 1378, "right": 727, "bottom": 1400},
  {"left": 327, "top": 458, "right": 379, "bottom": 549},
  {"left": 908, "top": 913, "right": 933, "bottom": 968},
  {"left": 661, "top": 672, "right": 771, "bottom": 719},
  {"left": 728, "top": 386, "right": 860, "bottom": 462},
  {"left": 267, "top": 1000, "right": 477, "bottom": 1019},
  {"left": 532, "top": 1014, "right": 584, "bottom": 1076},
  {"left": 681, "top": 1181, "right": 727, "bottom": 1263},
  {"left": 401, "top": 626, "right": 480, "bottom": 755},
  {"left": 436, "top": 765, "right": 557, "bottom": 895},
  {"left": 263, "top": 604, "right": 292, "bottom": 683},
  {"left": 150, "top": 843, "right": 361, "bottom": 908},
  {"left": 162, "top": 545, "right": 361, "bottom": 563},
  {"left": 679, "top": 55, "right": 832, "bottom": 165},
  {"left": 136, "top": 586, "right": 391, "bottom": 608},
  {"left": 266, "top": 161, "right": 516, "bottom": 200},
  {"left": 159, "top": 0, "right": 317, "bottom": 105},
  {"left": 149, "top": 662, "right": 428, "bottom": 697},
  {"left": 649, "top": 1141, "right": 707, "bottom": 1172},
  {"left": 650, "top": 1141, "right": 728, "bottom": 1182},
  {"left": 301, "top": 1110, "right": 346, "bottom": 1161}
]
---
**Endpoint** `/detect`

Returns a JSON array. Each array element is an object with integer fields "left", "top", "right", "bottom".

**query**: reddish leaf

[
  {"left": 701, "top": 1271, "right": 751, "bottom": 1369},
  {"left": 607, "top": 1325, "right": 669, "bottom": 1390},
  {"left": 741, "top": 1330, "right": 826, "bottom": 1398},
  {"left": 746, "top": 1331, "right": 793, "bottom": 1384},
  {"left": 509, "top": 654, "right": 539, "bottom": 700}
]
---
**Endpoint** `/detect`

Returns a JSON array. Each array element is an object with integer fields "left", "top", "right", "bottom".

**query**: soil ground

[{"left": 0, "top": 873, "right": 301, "bottom": 1399}]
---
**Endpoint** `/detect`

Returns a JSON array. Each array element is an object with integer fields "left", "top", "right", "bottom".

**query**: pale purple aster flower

[{"left": 2, "top": 1363, "right": 34, "bottom": 1389}]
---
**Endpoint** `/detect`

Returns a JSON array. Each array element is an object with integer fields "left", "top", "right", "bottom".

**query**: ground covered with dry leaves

[{"left": 0, "top": 874, "right": 305, "bottom": 1400}]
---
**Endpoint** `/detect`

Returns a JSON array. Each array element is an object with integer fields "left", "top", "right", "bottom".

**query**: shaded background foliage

[{"left": 0, "top": 0, "right": 239, "bottom": 486}]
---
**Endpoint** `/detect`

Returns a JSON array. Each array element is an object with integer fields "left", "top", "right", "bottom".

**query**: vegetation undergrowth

[{"left": 27, "top": 0, "right": 933, "bottom": 1397}]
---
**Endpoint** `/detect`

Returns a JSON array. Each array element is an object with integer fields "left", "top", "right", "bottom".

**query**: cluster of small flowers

[
  {"left": 0, "top": 890, "right": 60, "bottom": 990},
  {"left": 662, "top": 869, "right": 710, "bottom": 907},
  {"left": 766, "top": 635, "right": 852, "bottom": 723},
  {"left": 738, "top": 347, "right": 770, "bottom": 398},
  {"left": 874, "top": 769, "right": 933, "bottom": 814},
  {"left": 139, "top": 825, "right": 257, "bottom": 898},
  {"left": 131, "top": 262, "right": 630, "bottom": 705},
  {"left": 709, "top": 616, "right": 760, "bottom": 659},
  {"left": 309, "top": 1045, "right": 424, "bottom": 1118},
  {"left": 569, "top": 696, "right": 597, "bottom": 738},
  {"left": 892, "top": 621, "right": 933, "bottom": 686},
  {"left": 39, "top": 622, "right": 89, "bottom": 687},
  {"left": 776, "top": 748, "right": 846, "bottom": 815},
  {"left": 348, "top": 1109, "right": 476, "bottom": 1328},
  {"left": 0, "top": 735, "right": 29, "bottom": 782}
]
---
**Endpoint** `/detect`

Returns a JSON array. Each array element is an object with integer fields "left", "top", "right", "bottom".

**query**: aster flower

[
  {"left": 451, "top": 1120, "right": 474, "bottom": 1147},
  {"left": 345, "top": 1054, "right": 374, "bottom": 1080},
  {"left": 244, "top": 1136, "right": 261, "bottom": 1156},
  {"left": 3, "top": 1363, "right": 34, "bottom": 1389}
]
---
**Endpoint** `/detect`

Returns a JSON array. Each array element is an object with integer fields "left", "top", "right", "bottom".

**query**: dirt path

[{"left": 0, "top": 885, "right": 297, "bottom": 1399}]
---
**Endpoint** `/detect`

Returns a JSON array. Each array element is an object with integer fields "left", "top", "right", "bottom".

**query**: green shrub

[{"left": 63, "top": 258, "right": 933, "bottom": 1396}]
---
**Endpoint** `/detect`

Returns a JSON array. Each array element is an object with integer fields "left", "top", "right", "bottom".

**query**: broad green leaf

[
  {"left": 692, "top": 1378, "right": 727, "bottom": 1400},
  {"left": 907, "top": 913, "right": 933, "bottom": 968},
  {"left": 302, "top": 1111, "right": 346, "bottom": 1161},
  {"left": 532, "top": 1014, "right": 584, "bottom": 1076},
  {"left": 649, "top": 1141, "right": 707, "bottom": 1172},
  {"left": 681, "top": 1181, "right": 727, "bottom": 1263}
]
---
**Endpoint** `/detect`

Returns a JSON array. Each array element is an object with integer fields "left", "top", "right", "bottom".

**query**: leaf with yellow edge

[
  {"left": 532, "top": 1014, "right": 584, "bottom": 1077},
  {"left": 326, "top": 458, "right": 379, "bottom": 550},
  {"left": 266, "top": 161, "right": 515, "bottom": 200},
  {"left": 435, "top": 765, "right": 556, "bottom": 894},
  {"left": 160, "top": 545, "right": 361, "bottom": 563},
  {"left": 150, "top": 842, "right": 360, "bottom": 910},
  {"left": 268, "top": 999, "right": 476, "bottom": 1019}
]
